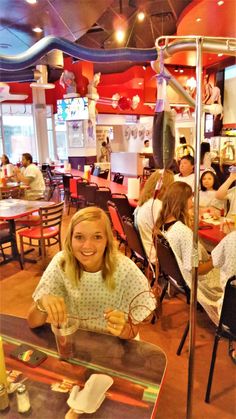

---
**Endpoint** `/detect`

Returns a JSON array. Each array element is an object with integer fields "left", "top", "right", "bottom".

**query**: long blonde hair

[
  {"left": 153, "top": 181, "right": 193, "bottom": 236},
  {"left": 62, "top": 207, "right": 117, "bottom": 289},
  {"left": 138, "top": 169, "right": 174, "bottom": 206}
]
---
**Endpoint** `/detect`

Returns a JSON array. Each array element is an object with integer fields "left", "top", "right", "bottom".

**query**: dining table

[
  {"left": 0, "top": 181, "right": 28, "bottom": 199},
  {"left": 0, "top": 198, "right": 54, "bottom": 265},
  {"left": 0, "top": 314, "right": 167, "bottom": 419},
  {"left": 198, "top": 221, "right": 230, "bottom": 251}
]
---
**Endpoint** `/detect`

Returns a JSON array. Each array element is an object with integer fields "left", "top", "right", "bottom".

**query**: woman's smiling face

[{"left": 71, "top": 219, "right": 107, "bottom": 272}]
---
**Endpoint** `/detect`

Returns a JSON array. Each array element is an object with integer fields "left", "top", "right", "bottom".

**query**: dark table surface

[{"left": 0, "top": 314, "right": 167, "bottom": 419}]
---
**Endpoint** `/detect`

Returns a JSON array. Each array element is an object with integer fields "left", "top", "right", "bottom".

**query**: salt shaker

[
  {"left": 16, "top": 384, "right": 31, "bottom": 413},
  {"left": 0, "top": 383, "right": 9, "bottom": 411}
]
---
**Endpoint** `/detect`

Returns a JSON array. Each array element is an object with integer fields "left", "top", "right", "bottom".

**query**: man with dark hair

[
  {"left": 15, "top": 153, "right": 45, "bottom": 200},
  {"left": 174, "top": 155, "right": 195, "bottom": 191}
]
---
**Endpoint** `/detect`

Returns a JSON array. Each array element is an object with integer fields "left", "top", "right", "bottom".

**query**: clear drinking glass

[{"left": 51, "top": 318, "right": 79, "bottom": 359}]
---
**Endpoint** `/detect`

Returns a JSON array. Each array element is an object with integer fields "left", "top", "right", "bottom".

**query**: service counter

[{"left": 111, "top": 152, "right": 146, "bottom": 177}]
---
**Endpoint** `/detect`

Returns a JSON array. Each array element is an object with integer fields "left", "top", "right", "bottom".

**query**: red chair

[
  {"left": 67, "top": 177, "right": 85, "bottom": 214},
  {"left": 18, "top": 202, "right": 64, "bottom": 266},
  {"left": 107, "top": 201, "right": 126, "bottom": 251}
]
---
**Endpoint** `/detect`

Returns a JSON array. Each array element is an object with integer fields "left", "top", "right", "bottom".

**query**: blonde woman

[
  {"left": 27, "top": 207, "right": 156, "bottom": 339},
  {"left": 134, "top": 169, "right": 174, "bottom": 263},
  {"left": 153, "top": 182, "right": 223, "bottom": 325}
]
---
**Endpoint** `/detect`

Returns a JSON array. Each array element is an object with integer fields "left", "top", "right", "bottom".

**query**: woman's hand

[
  {"left": 104, "top": 308, "right": 126, "bottom": 337},
  {"left": 40, "top": 295, "right": 67, "bottom": 326}
]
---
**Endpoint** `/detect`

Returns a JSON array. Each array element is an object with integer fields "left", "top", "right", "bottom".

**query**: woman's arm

[
  {"left": 215, "top": 173, "right": 236, "bottom": 200},
  {"left": 198, "top": 257, "right": 213, "bottom": 275},
  {"left": 27, "top": 295, "right": 67, "bottom": 328}
]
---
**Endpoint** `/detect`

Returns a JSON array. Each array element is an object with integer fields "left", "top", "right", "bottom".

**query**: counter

[{"left": 111, "top": 152, "right": 145, "bottom": 177}]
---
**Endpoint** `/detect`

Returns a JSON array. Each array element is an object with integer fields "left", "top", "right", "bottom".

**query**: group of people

[
  {"left": 2, "top": 149, "right": 234, "bottom": 341},
  {"left": 1, "top": 153, "right": 45, "bottom": 200}
]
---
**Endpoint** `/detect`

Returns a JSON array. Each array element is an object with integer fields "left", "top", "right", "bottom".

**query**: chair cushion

[{"left": 18, "top": 226, "right": 59, "bottom": 239}]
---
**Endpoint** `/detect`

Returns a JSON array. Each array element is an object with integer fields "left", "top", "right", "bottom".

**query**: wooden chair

[
  {"left": 205, "top": 275, "right": 236, "bottom": 403},
  {"left": 18, "top": 202, "right": 64, "bottom": 266}
]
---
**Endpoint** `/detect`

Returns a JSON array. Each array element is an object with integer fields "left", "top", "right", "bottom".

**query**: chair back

[
  {"left": 116, "top": 174, "right": 124, "bottom": 184},
  {"left": 39, "top": 202, "right": 64, "bottom": 232},
  {"left": 107, "top": 201, "right": 126, "bottom": 241},
  {"left": 84, "top": 182, "right": 98, "bottom": 205},
  {"left": 111, "top": 193, "right": 134, "bottom": 220},
  {"left": 90, "top": 164, "right": 95, "bottom": 174},
  {"left": 93, "top": 166, "right": 101, "bottom": 177},
  {"left": 98, "top": 169, "right": 109, "bottom": 179},
  {"left": 95, "top": 187, "right": 112, "bottom": 212},
  {"left": 113, "top": 172, "right": 120, "bottom": 182},
  {"left": 155, "top": 234, "right": 189, "bottom": 295},
  {"left": 69, "top": 177, "right": 78, "bottom": 195},
  {"left": 77, "top": 179, "right": 88, "bottom": 200},
  {"left": 219, "top": 275, "right": 236, "bottom": 338},
  {"left": 62, "top": 173, "right": 72, "bottom": 190},
  {"left": 122, "top": 216, "right": 147, "bottom": 265}
]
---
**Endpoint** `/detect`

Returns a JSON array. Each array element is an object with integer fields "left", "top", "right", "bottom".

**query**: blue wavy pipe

[{"left": 0, "top": 35, "right": 157, "bottom": 73}]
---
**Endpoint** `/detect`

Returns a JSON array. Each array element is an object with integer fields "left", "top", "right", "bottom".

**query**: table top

[
  {"left": 56, "top": 168, "right": 128, "bottom": 194},
  {"left": 0, "top": 199, "right": 54, "bottom": 220},
  {"left": 199, "top": 222, "right": 226, "bottom": 245},
  {"left": 0, "top": 314, "right": 167, "bottom": 419}
]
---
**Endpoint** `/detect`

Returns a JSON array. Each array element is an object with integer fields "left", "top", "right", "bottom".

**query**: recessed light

[
  {"left": 196, "top": 18, "right": 201, "bottom": 22},
  {"left": 26, "top": 0, "right": 37, "bottom": 3},
  {"left": 217, "top": 1, "right": 224, "bottom": 5},
  {"left": 218, "top": 53, "right": 223, "bottom": 57},
  {"left": 33, "top": 26, "right": 43, "bottom": 33},
  {"left": 137, "top": 11, "right": 145, "bottom": 22},
  {"left": 138, "top": 82, "right": 142, "bottom": 85},
  {"left": 179, "top": 68, "right": 184, "bottom": 73}
]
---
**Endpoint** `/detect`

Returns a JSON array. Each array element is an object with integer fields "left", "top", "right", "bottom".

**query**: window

[
  {"left": 1, "top": 104, "right": 37, "bottom": 163},
  {"left": 54, "top": 115, "right": 67, "bottom": 160}
]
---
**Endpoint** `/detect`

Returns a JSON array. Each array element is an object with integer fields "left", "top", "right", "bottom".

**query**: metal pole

[{"left": 186, "top": 36, "right": 203, "bottom": 419}]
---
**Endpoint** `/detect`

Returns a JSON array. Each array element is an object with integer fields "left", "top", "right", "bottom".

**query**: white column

[{"left": 32, "top": 86, "right": 49, "bottom": 164}]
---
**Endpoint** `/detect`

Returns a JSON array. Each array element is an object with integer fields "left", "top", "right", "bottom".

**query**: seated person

[
  {"left": 27, "top": 207, "right": 156, "bottom": 339},
  {"left": 153, "top": 182, "right": 222, "bottom": 325},
  {"left": 174, "top": 155, "right": 195, "bottom": 191},
  {"left": 134, "top": 169, "right": 174, "bottom": 264},
  {"left": 14, "top": 153, "right": 45, "bottom": 200},
  {"left": 199, "top": 169, "right": 224, "bottom": 218},
  {"left": 141, "top": 139, "right": 153, "bottom": 154},
  {"left": 1, "top": 154, "right": 15, "bottom": 177},
  {"left": 215, "top": 169, "right": 236, "bottom": 216}
]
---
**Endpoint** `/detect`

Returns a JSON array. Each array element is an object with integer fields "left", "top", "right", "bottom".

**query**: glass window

[
  {"left": 54, "top": 115, "right": 67, "bottom": 161},
  {"left": 1, "top": 104, "right": 37, "bottom": 163}
]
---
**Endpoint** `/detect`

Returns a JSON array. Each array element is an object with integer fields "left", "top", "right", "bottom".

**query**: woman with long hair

[
  {"left": 153, "top": 182, "right": 223, "bottom": 325},
  {"left": 27, "top": 207, "right": 156, "bottom": 339},
  {"left": 134, "top": 169, "right": 174, "bottom": 263}
]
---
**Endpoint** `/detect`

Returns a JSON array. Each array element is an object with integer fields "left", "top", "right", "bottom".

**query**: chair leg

[
  {"left": 19, "top": 236, "right": 25, "bottom": 267},
  {"left": 205, "top": 334, "right": 220, "bottom": 403},
  {"left": 176, "top": 321, "right": 190, "bottom": 356},
  {"left": 160, "top": 281, "right": 168, "bottom": 303}
]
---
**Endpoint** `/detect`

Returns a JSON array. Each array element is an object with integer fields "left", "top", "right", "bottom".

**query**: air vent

[{"left": 87, "top": 24, "right": 104, "bottom": 34}]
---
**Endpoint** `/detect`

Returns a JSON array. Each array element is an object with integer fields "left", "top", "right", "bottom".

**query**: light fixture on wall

[{"left": 186, "top": 77, "right": 196, "bottom": 96}]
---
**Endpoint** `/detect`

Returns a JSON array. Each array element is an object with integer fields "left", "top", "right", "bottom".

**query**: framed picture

[{"left": 67, "top": 120, "right": 84, "bottom": 148}]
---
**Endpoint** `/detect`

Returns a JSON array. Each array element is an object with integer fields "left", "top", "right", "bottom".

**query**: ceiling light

[
  {"left": 115, "top": 29, "right": 125, "bottom": 43},
  {"left": 196, "top": 18, "right": 201, "bottom": 22},
  {"left": 26, "top": 0, "right": 37, "bottom": 3},
  {"left": 218, "top": 53, "right": 223, "bottom": 57},
  {"left": 174, "top": 67, "right": 178, "bottom": 72},
  {"left": 33, "top": 26, "right": 43, "bottom": 33},
  {"left": 179, "top": 68, "right": 184, "bottom": 73},
  {"left": 142, "top": 65, "right": 146, "bottom": 70},
  {"left": 138, "top": 82, "right": 142, "bottom": 85},
  {"left": 137, "top": 11, "right": 145, "bottom": 22},
  {"left": 217, "top": 1, "right": 224, "bottom": 5}
]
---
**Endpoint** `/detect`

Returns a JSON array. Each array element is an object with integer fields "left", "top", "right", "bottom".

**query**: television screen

[{"left": 57, "top": 97, "right": 89, "bottom": 121}]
